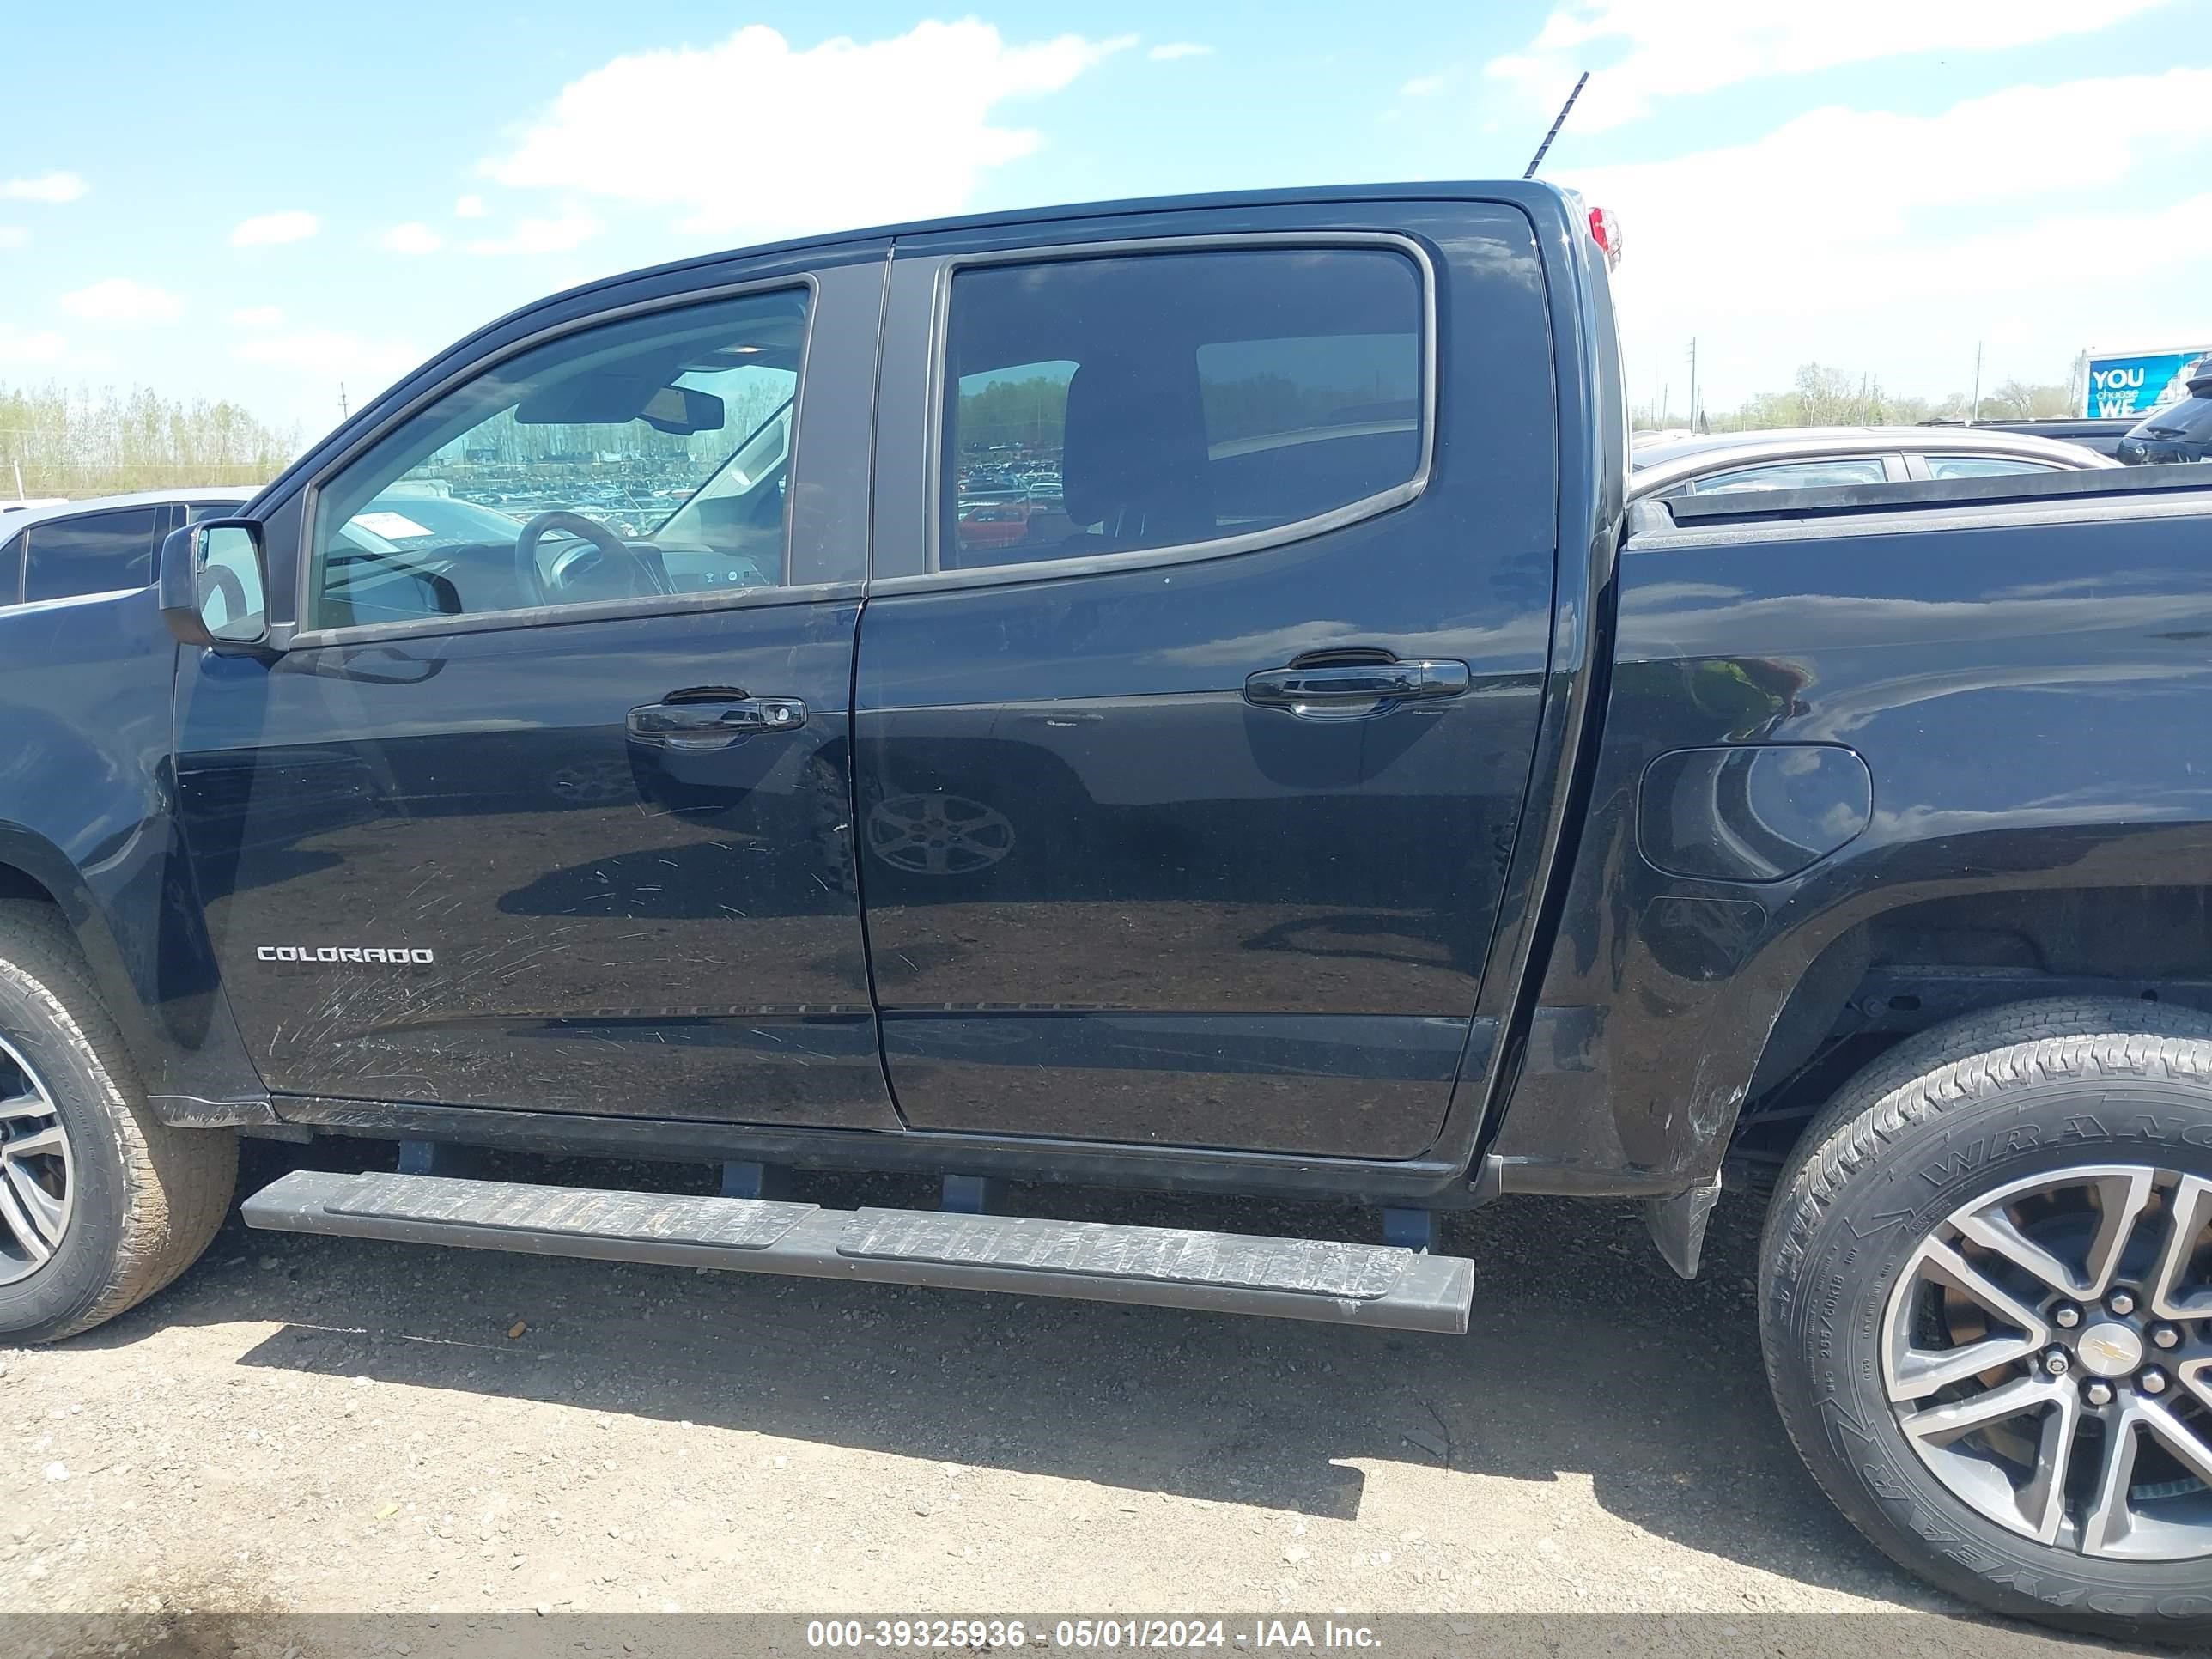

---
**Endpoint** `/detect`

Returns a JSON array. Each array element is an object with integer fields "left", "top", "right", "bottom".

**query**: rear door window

[
  {"left": 1920, "top": 455, "right": 2062, "bottom": 480},
  {"left": 0, "top": 532, "right": 22, "bottom": 604},
  {"left": 939, "top": 246, "right": 1425, "bottom": 569},
  {"left": 1689, "top": 457, "right": 1893, "bottom": 495},
  {"left": 21, "top": 507, "right": 162, "bottom": 603}
]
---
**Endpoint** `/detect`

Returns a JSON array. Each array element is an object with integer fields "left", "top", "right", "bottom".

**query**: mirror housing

[{"left": 159, "top": 519, "right": 271, "bottom": 650}]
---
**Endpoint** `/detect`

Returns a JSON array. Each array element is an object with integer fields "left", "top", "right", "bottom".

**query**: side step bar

[{"left": 242, "top": 1170, "right": 1474, "bottom": 1334}]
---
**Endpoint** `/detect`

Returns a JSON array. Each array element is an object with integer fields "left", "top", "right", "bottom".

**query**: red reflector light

[{"left": 1588, "top": 206, "right": 1621, "bottom": 270}]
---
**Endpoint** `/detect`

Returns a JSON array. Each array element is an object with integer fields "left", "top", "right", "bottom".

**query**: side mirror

[{"left": 159, "top": 520, "right": 270, "bottom": 650}]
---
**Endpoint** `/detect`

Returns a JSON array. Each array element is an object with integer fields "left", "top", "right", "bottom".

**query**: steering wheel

[{"left": 514, "top": 510, "right": 668, "bottom": 605}]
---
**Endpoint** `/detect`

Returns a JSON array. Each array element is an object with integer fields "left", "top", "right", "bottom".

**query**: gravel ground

[{"left": 0, "top": 1142, "right": 2144, "bottom": 1656}]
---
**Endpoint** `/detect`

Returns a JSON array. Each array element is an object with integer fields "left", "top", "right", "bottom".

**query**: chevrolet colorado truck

[{"left": 2, "top": 182, "right": 2210, "bottom": 1637}]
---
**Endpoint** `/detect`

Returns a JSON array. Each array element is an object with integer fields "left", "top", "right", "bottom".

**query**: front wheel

[
  {"left": 1762, "top": 1000, "right": 2212, "bottom": 1639},
  {"left": 0, "top": 902, "right": 235, "bottom": 1343}
]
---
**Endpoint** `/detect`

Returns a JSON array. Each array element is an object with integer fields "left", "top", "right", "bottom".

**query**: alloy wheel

[
  {"left": 1883, "top": 1164, "right": 2212, "bottom": 1560},
  {"left": 0, "top": 1032, "right": 74, "bottom": 1285}
]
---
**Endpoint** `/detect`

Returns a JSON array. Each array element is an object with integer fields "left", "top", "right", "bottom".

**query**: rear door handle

[
  {"left": 1243, "top": 659, "right": 1470, "bottom": 719},
  {"left": 627, "top": 694, "right": 808, "bottom": 750}
]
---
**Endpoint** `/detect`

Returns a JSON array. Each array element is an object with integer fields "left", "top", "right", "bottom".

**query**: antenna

[{"left": 1523, "top": 71, "right": 1590, "bottom": 178}]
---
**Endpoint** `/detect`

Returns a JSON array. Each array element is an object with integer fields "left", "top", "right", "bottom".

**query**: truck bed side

[{"left": 1492, "top": 476, "right": 2212, "bottom": 1196}]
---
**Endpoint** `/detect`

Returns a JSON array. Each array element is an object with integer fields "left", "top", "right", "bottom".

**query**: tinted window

[
  {"left": 1922, "top": 455, "right": 2061, "bottom": 480},
  {"left": 309, "top": 288, "right": 808, "bottom": 629},
  {"left": 22, "top": 507, "right": 161, "bottom": 603},
  {"left": 185, "top": 501, "right": 245, "bottom": 523},
  {"left": 2139, "top": 397, "right": 2212, "bottom": 441},
  {"left": 1690, "top": 457, "right": 1891, "bottom": 495},
  {"left": 939, "top": 246, "right": 1423, "bottom": 569},
  {"left": 0, "top": 532, "right": 21, "bottom": 603}
]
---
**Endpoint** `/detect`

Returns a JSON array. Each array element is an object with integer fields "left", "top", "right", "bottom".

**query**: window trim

[
  {"left": 891, "top": 230, "right": 1438, "bottom": 596},
  {"left": 291, "top": 271, "right": 823, "bottom": 649}
]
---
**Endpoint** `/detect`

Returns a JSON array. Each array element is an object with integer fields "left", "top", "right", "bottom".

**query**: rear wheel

[
  {"left": 1762, "top": 1000, "right": 2212, "bottom": 1638},
  {"left": 0, "top": 902, "right": 235, "bottom": 1343}
]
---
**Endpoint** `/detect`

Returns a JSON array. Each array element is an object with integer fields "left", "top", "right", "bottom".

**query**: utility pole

[
  {"left": 339, "top": 383, "right": 350, "bottom": 421},
  {"left": 1970, "top": 343, "right": 1982, "bottom": 422},
  {"left": 1687, "top": 337, "right": 1700, "bottom": 432}
]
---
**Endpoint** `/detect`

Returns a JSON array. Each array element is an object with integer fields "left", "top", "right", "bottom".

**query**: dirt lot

[{"left": 0, "top": 1143, "right": 2135, "bottom": 1655}]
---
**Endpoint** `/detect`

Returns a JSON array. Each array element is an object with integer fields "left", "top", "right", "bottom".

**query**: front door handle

[
  {"left": 627, "top": 693, "right": 808, "bottom": 750},
  {"left": 1243, "top": 659, "right": 1470, "bottom": 719}
]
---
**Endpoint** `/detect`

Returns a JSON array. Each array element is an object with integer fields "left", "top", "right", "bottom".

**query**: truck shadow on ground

[{"left": 89, "top": 1140, "right": 1929, "bottom": 1612}]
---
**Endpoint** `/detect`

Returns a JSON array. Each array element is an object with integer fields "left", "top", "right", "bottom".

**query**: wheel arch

[
  {"left": 0, "top": 823, "right": 146, "bottom": 1033},
  {"left": 1732, "top": 877, "right": 2212, "bottom": 1181}
]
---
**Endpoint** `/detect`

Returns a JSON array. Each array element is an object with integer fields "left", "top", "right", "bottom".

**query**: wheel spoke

[
  {"left": 0, "top": 1089, "right": 51, "bottom": 1121},
  {"left": 0, "top": 1166, "right": 55, "bottom": 1266},
  {"left": 1889, "top": 1333, "right": 2041, "bottom": 1403},
  {"left": 2016, "top": 1387, "right": 2084, "bottom": 1546},
  {"left": 2137, "top": 1395, "right": 2212, "bottom": 1489},
  {"left": 2080, "top": 1412, "right": 2142, "bottom": 1557},
  {"left": 2180, "top": 1356, "right": 2212, "bottom": 1415},
  {"left": 1957, "top": 1169, "right": 2151, "bottom": 1300},
  {"left": 1899, "top": 1374, "right": 2065, "bottom": 1443},
  {"left": 0, "top": 1156, "right": 65, "bottom": 1248},
  {"left": 1923, "top": 1237, "right": 2052, "bottom": 1340},
  {"left": 2148, "top": 1175, "right": 2212, "bottom": 1322},
  {"left": 4, "top": 1124, "right": 65, "bottom": 1160}
]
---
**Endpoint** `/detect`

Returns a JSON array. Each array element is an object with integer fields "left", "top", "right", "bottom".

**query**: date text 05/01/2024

[{"left": 804, "top": 1620, "right": 1383, "bottom": 1650}]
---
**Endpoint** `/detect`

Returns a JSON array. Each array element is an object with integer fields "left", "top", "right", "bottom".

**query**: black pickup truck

[{"left": 2, "top": 181, "right": 2210, "bottom": 1637}]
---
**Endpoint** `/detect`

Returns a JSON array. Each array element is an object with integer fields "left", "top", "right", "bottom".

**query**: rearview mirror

[
  {"left": 159, "top": 520, "right": 270, "bottom": 649},
  {"left": 514, "top": 375, "right": 725, "bottom": 436}
]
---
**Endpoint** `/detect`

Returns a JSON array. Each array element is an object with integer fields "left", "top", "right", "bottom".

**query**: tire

[
  {"left": 0, "top": 902, "right": 235, "bottom": 1343},
  {"left": 1762, "top": 998, "right": 2212, "bottom": 1639}
]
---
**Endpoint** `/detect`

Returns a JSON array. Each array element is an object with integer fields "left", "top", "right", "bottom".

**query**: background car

[
  {"left": 1917, "top": 415, "right": 2137, "bottom": 458},
  {"left": 0, "top": 488, "right": 252, "bottom": 606},
  {"left": 2116, "top": 374, "right": 2212, "bottom": 465},
  {"left": 1629, "top": 425, "right": 2118, "bottom": 501}
]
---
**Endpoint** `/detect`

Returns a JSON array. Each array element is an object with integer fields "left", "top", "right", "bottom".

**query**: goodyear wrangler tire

[
  {"left": 0, "top": 902, "right": 236, "bottom": 1343},
  {"left": 1761, "top": 999, "right": 2212, "bottom": 1639}
]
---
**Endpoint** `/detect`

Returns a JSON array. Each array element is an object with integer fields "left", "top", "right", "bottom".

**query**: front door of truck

[
  {"left": 853, "top": 204, "right": 1561, "bottom": 1158},
  {"left": 176, "top": 252, "right": 898, "bottom": 1128}
]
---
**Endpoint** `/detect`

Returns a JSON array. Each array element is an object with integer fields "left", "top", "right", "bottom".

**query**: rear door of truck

[{"left": 852, "top": 198, "right": 1562, "bottom": 1159}]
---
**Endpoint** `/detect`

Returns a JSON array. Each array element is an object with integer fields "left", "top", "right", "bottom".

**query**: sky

[{"left": 3, "top": 0, "right": 2209, "bottom": 437}]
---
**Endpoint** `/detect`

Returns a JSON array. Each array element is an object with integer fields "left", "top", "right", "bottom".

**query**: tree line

[
  {"left": 1, "top": 382, "right": 304, "bottom": 499},
  {"left": 1637, "top": 362, "right": 2076, "bottom": 433}
]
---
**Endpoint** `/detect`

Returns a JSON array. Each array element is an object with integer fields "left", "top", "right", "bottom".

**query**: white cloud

[
  {"left": 380, "top": 222, "right": 444, "bottom": 255},
  {"left": 453, "top": 193, "right": 487, "bottom": 218},
  {"left": 58, "top": 278, "right": 184, "bottom": 323},
  {"left": 463, "top": 211, "right": 602, "bottom": 257},
  {"left": 0, "top": 325, "right": 67, "bottom": 363},
  {"left": 229, "top": 210, "right": 322, "bottom": 247},
  {"left": 1, "top": 172, "right": 87, "bottom": 204},
  {"left": 482, "top": 21, "right": 1134, "bottom": 238},
  {"left": 1148, "top": 42, "right": 1212, "bottom": 61},
  {"left": 1560, "top": 68, "right": 2212, "bottom": 402},
  {"left": 1487, "top": 0, "right": 2175, "bottom": 131},
  {"left": 235, "top": 329, "right": 421, "bottom": 392},
  {"left": 1400, "top": 73, "right": 1448, "bottom": 97},
  {"left": 228, "top": 306, "right": 284, "bottom": 328},
  {"left": 0, "top": 227, "right": 26, "bottom": 249}
]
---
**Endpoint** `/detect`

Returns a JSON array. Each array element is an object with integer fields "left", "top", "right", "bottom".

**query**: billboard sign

[{"left": 2083, "top": 345, "right": 2212, "bottom": 419}]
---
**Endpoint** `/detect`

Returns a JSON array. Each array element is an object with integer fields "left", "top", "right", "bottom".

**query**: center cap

[{"left": 2076, "top": 1321, "right": 2145, "bottom": 1378}]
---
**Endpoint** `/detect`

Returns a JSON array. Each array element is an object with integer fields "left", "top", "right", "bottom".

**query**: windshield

[
  {"left": 2135, "top": 396, "right": 2212, "bottom": 441},
  {"left": 653, "top": 396, "right": 794, "bottom": 544}
]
